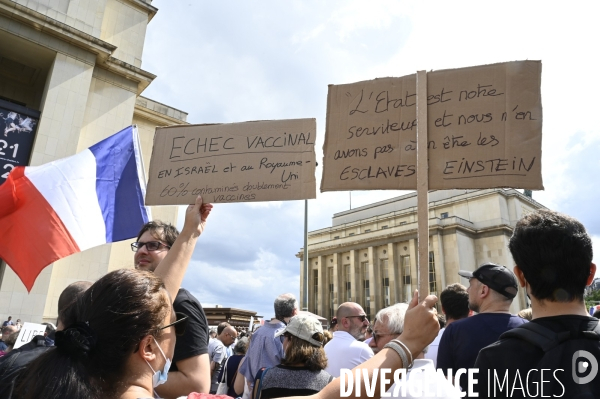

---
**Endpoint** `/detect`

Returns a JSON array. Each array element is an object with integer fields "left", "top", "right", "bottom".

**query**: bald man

[
  {"left": 324, "top": 302, "right": 374, "bottom": 377},
  {"left": 208, "top": 323, "right": 238, "bottom": 393}
]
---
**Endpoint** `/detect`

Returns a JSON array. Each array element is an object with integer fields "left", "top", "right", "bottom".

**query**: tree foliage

[{"left": 585, "top": 289, "right": 600, "bottom": 311}]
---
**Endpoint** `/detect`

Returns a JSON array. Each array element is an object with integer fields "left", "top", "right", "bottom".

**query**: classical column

[
  {"left": 31, "top": 53, "right": 94, "bottom": 166},
  {"left": 331, "top": 253, "right": 341, "bottom": 320},
  {"left": 317, "top": 255, "right": 324, "bottom": 316},
  {"left": 349, "top": 249, "right": 359, "bottom": 303},
  {"left": 388, "top": 242, "right": 399, "bottom": 304},
  {"left": 367, "top": 246, "right": 378, "bottom": 317},
  {"left": 435, "top": 231, "right": 447, "bottom": 292},
  {"left": 409, "top": 238, "right": 418, "bottom": 300},
  {"left": 299, "top": 257, "right": 305, "bottom": 309}
]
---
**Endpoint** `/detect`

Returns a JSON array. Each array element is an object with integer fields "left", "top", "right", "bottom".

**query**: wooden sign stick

[{"left": 416, "top": 70, "right": 429, "bottom": 301}]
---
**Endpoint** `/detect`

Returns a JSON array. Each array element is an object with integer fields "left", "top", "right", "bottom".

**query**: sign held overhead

[
  {"left": 146, "top": 119, "right": 317, "bottom": 205},
  {"left": 321, "top": 61, "right": 543, "bottom": 191}
]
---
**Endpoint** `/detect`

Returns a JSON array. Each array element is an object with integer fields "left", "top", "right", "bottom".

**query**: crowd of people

[{"left": 0, "top": 197, "right": 598, "bottom": 399}]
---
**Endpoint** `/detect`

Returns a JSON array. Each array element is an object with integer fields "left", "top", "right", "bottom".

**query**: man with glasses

[
  {"left": 324, "top": 302, "right": 374, "bottom": 377},
  {"left": 208, "top": 323, "right": 238, "bottom": 393},
  {"left": 133, "top": 220, "right": 211, "bottom": 397},
  {"left": 369, "top": 303, "right": 460, "bottom": 398},
  {"left": 368, "top": 303, "right": 408, "bottom": 354}
]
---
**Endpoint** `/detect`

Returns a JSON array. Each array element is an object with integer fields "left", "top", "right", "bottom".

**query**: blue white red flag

[{"left": 0, "top": 125, "right": 150, "bottom": 291}]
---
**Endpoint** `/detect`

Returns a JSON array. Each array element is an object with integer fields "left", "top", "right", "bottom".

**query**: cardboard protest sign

[
  {"left": 146, "top": 119, "right": 317, "bottom": 205},
  {"left": 321, "top": 61, "right": 543, "bottom": 191},
  {"left": 14, "top": 322, "right": 46, "bottom": 349}
]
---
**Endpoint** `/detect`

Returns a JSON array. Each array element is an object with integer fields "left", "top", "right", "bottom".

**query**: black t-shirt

[
  {"left": 475, "top": 315, "right": 600, "bottom": 398},
  {"left": 170, "top": 288, "right": 209, "bottom": 371}
]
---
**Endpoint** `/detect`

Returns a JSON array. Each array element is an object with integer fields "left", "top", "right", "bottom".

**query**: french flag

[{"left": 0, "top": 126, "right": 150, "bottom": 291}]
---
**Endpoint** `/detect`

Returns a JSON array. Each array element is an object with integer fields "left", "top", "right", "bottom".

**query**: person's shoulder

[
  {"left": 0, "top": 345, "right": 52, "bottom": 373},
  {"left": 174, "top": 288, "right": 200, "bottom": 305},
  {"left": 443, "top": 317, "right": 471, "bottom": 333},
  {"left": 316, "top": 369, "right": 333, "bottom": 380},
  {"left": 534, "top": 314, "right": 597, "bottom": 326},
  {"left": 173, "top": 290, "right": 207, "bottom": 320},
  {"left": 348, "top": 337, "right": 372, "bottom": 352},
  {"left": 508, "top": 314, "right": 529, "bottom": 325},
  {"left": 332, "top": 331, "right": 353, "bottom": 340}
]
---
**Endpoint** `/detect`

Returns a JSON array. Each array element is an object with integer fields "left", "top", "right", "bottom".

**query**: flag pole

[{"left": 303, "top": 199, "right": 309, "bottom": 311}]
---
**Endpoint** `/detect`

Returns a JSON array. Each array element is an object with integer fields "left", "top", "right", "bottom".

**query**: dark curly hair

[
  {"left": 136, "top": 220, "right": 179, "bottom": 247},
  {"left": 509, "top": 210, "right": 593, "bottom": 302}
]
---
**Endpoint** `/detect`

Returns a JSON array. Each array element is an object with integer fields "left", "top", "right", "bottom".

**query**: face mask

[{"left": 145, "top": 337, "right": 172, "bottom": 387}]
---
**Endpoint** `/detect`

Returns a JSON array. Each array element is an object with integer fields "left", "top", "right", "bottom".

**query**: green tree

[{"left": 585, "top": 289, "right": 600, "bottom": 311}]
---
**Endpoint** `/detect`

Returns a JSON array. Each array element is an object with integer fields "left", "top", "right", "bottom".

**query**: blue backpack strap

[{"left": 252, "top": 367, "right": 270, "bottom": 399}]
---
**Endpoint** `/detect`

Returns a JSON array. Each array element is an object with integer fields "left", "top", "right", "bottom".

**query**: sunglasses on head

[
  {"left": 160, "top": 312, "right": 188, "bottom": 336},
  {"left": 131, "top": 241, "right": 171, "bottom": 252}
]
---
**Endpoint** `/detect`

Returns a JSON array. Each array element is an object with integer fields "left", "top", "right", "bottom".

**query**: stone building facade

[
  {"left": 298, "top": 189, "right": 545, "bottom": 321},
  {"left": 0, "top": 0, "right": 182, "bottom": 323}
]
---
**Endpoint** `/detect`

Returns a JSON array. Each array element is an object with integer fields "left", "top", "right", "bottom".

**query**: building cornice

[
  {"left": 318, "top": 189, "right": 544, "bottom": 237},
  {"left": 298, "top": 216, "right": 514, "bottom": 259},
  {"left": 134, "top": 100, "right": 188, "bottom": 126},
  {"left": 121, "top": 0, "right": 158, "bottom": 22},
  {"left": 0, "top": 0, "right": 157, "bottom": 95},
  {"left": 0, "top": 0, "right": 116, "bottom": 61},
  {"left": 104, "top": 56, "right": 156, "bottom": 95},
  {"left": 332, "top": 188, "right": 545, "bottom": 227}
]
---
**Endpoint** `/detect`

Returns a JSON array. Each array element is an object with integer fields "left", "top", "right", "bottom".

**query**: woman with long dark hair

[{"left": 15, "top": 196, "right": 212, "bottom": 399}]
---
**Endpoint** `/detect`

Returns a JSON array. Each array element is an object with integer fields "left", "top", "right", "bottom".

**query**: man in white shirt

[
  {"left": 324, "top": 302, "right": 373, "bottom": 377},
  {"left": 208, "top": 323, "right": 238, "bottom": 393}
]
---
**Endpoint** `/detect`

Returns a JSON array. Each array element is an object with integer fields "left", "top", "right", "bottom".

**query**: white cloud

[{"left": 182, "top": 248, "right": 299, "bottom": 318}]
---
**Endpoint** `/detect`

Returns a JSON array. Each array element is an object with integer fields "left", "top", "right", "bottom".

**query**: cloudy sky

[{"left": 141, "top": 1, "right": 600, "bottom": 319}]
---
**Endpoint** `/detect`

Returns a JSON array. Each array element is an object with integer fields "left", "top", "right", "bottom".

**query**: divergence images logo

[{"left": 572, "top": 350, "right": 598, "bottom": 385}]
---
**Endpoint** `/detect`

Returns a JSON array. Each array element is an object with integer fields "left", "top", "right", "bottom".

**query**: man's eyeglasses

[
  {"left": 345, "top": 315, "right": 368, "bottom": 322},
  {"left": 160, "top": 312, "right": 188, "bottom": 336},
  {"left": 372, "top": 331, "right": 401, "bottom": 344},
  {"left": 131, "top": 241, "right": 171, "bottom": 252}
]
